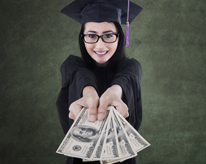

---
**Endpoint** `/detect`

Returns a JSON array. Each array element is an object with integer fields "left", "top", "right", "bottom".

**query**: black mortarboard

[
  {"left": 61, "top": 0, "right": 142, "bottom": 46},
  {"left": 61, "top": 0, "right": 142, "bottom": 25}
]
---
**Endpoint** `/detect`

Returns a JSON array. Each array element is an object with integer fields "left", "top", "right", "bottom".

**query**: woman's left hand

[{"left": 97, "top": 85, "right": 129, "bottom": 120}]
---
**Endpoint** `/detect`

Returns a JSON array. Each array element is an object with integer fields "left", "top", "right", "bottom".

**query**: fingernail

[
  {"left": 89, "top": 115, "right": 96, "bottom": 122},
  {"left": 98, "top": 113, "right": 106, "bottom": 120}
]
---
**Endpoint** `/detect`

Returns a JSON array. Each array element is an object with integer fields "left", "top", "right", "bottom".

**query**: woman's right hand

[{"left": 69, "top": 86, "right": 99, "bottom": 122}]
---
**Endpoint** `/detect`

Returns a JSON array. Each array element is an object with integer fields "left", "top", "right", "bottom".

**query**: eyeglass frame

[{"left": 81, "top": 33, "right": 119, "bottom": 44}]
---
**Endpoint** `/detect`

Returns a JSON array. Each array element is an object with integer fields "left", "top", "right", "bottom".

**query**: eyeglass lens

[{"left": 84, "top": 34, "right": 117, "bottom": 43}]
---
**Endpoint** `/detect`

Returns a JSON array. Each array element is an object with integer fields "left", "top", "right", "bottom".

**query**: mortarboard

[{"left": 61, "top": 0, "right": 142, "bottom": 46}]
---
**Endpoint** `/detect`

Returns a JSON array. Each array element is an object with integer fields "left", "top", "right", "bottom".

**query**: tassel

[
  {"left": 125, "top": 0, "right": 130, "bottom": 47},
  {"left": 125, "top": 22, "right": 130, "bottom": 46}
]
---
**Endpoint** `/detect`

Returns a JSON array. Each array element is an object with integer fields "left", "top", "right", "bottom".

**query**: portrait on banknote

[{"left": 71, "top": 125, "right": 99, "bottom": 142}]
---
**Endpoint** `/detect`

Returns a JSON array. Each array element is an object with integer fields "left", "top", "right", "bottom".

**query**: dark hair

[{"left": 78, "top": 22, "right": 126, "bottom": 69}]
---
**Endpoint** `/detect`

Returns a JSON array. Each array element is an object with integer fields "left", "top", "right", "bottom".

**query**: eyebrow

[
  {"left": 86, "top": 30, "right": 115, "bottom": 34},
  {"left": 103, "top": 30, "right": 114, "bottom": 34}
]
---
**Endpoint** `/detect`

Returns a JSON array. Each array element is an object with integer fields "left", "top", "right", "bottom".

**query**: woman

[{"left": 56, "top": 0, "right": 143, "bottom": 163}]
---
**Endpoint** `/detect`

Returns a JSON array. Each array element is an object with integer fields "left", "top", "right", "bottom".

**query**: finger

[
  {"left": 84, "top": 96, "right": 98, "bottom": 122},
  {"left": 88, "top": 108, "right": 97, "bottom": 122},
  {"left": 116, "top": 103, "right": 129, "bottom": 118},
  {"left": 98, "top": 96, "right": 110, "bottom": 120},
  {"left": 69, "top": 103, "right": 78, "bottom": 118},
  {"left": 69, "top": 106, "right": 82, "bottom": 119},
  {"left": 69, "top": 112, "right": 75, "bottom": 120},
  {"left": 88, "top": 105, "right": 98, "bottom": 122},
  {"left": 122, "top": 110, "right": 129, "bottom": 118},
  {"left": 111, "top": 100, "right": 129, "bottom": 118},
  {"left": 69, "top": 100, "right": 83, "bottom": 118}
]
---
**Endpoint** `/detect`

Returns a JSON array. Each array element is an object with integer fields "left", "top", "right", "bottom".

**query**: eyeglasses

[{"left": 82, "top": 33, "right": 119, "bottom": 44}]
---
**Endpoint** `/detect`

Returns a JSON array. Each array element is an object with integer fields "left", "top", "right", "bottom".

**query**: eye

[
  {"left": 104, "top": 34, "right": 113, "bottom": 38},
  {"left": 88, "top": 34, "right": 97, "bottom": 39}
]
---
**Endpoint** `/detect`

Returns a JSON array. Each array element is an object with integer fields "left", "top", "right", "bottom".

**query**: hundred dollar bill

[
  {"left": 100, "top": 155, "right": 138, "bottom": 164},
  {"left": 101, "top": 108, "right": 137, "bottom": 164},
  {"left": 101, "top": 111, "right": 120, "bottom": 160},
  {"left": 113, "top": 109, "right": 151, "bottom": 153},
  {"left": 82, "top": 127, "right": 108, "bottom": 162},
  {"left": 56, "top": 107, "right": 111, "bottom": 159},
  {"left": 83, "top": 106, "right": 113, "bottom": 161},
  {"left": 112, "top": 108, "right": 136, "bottom": 161},
  {"left": 90, "top": 111, "right": 111, "bottom": 160}
]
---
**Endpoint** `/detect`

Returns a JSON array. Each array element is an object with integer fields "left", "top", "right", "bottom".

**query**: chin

[{"left": 95, "top": 60, "right": 108, "bottom": 66}]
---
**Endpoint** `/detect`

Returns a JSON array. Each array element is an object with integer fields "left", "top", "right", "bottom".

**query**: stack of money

[{"left": 56, "top": 106, "right": 150, "bottom": 164}]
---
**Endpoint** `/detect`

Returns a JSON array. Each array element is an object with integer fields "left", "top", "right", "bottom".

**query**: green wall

[{"left": 1, "top": 0, "right": 206, "bottom": 163}]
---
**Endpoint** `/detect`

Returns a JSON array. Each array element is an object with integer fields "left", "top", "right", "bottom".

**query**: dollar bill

[
  {"left": 112, "top": 108, "right": 136, "bottom": 160},
  {"left": 56, "top": 107, "right": 112, "bottom": 159},
  {"left": 100, "top": 108, "right": 138, "bottom": 164},
  {"left": 56, "top": 106, "right": 150, "bottom": 163},
  {"left": 113, "top": 109, "right": 151, "bottom": 153},
  {"left": 90, "top": 110, "right": 111, "bottom": 160},
  {"left": 101, "top": 112, "right": 120, "bottom": 160}
]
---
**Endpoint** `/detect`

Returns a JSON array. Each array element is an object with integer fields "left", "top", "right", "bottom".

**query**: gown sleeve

[
  {"left": 60, "top": 55, "right": 98, "bottom": 92},
  {"left": 56, "top": 55, "right": 98, "bottom": 134},
  {"left": 110, "top": 58, "right": 143, "bottom": 131}
]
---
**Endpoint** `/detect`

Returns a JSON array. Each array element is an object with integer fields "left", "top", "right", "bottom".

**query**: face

[
  {"left": 84, "top": 22, "right": 119, "bottom": 66},
  {"left": 73, "top": 127, "right": 95, "bottom": 138}
]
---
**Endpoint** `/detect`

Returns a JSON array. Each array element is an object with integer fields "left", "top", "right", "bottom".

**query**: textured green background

[{"left": 1, "top": 0, "right": 206, "bottom": 163}]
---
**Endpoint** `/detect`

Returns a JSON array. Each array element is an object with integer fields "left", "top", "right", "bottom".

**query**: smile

[{"left": 94, "top": 51, "right": 108, "bottom": 57}]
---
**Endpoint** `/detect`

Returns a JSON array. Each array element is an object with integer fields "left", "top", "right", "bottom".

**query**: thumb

[
  {"left": 87, "top": 97, "right": 99, "bottom": 122},
  {"left": 98, "top": 98, "right": 110, "bottom": 121}
]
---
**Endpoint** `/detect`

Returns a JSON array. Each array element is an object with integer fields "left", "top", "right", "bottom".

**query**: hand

[
  {"left": 97, "top": 85, "right": 129, "bottom": 120},
  {"left": 69, "top": 86, "right": 99, "bottom": 122}
]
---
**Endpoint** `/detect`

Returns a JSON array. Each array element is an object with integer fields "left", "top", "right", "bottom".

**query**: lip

[{"left": 94, "top": 51, "right": 108, "bottom": 57}]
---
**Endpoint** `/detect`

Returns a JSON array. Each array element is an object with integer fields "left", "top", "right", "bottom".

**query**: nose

[{"left": 95, "top": 37, "right": 105, "bottom": 49}]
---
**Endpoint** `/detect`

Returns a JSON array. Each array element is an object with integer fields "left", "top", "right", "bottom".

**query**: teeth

[{"left": 95, "top": 51, "right": 107, "bottom": 55}]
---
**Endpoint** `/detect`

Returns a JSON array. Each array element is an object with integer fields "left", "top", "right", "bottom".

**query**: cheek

[
  {"left": 112, "top": 38, "right": 119, "bottom": 51},
  {"left": 111, "top": 42, "right": 118, "bottom": 52},
  {"left": 85, "top": 44, "right": 94, "bottom": 53}
]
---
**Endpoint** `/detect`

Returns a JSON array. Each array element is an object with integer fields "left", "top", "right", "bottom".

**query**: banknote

[
  {"left": 113, "top": 109, "right": 151, "bottom": 153},
  {"left": 100, "top": 110, "right": 137, "bottom": 164},
  {"left": 90, "top": 111, "right": 111, "bottom": 160},
  {"left": 112, "top": 109, "right": 136, "bottom": 161},
  {"left": 56, "top": 107, "right": 112, "bottom": 159},
  {"left": 56, "top": 106, "right": 150, "bottom": 163},
  {"left": 101, "top": 113, "right": 120, "bottom": 160}
]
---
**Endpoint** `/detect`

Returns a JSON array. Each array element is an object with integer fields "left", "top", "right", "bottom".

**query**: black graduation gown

[{"left": 56, "top": 55, "right": 143, "bottom": 164}]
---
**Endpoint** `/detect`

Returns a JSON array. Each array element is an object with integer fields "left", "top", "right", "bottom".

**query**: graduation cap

[{"left": 61, "top": 0, "right": 142, "bottom": 46}]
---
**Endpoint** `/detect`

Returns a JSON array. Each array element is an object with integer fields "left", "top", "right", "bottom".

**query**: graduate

[{"left": 56, "top": 0, "right": 143, "bottom": 163}]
